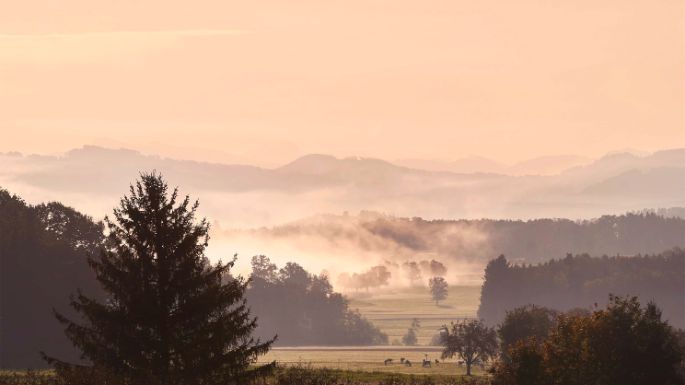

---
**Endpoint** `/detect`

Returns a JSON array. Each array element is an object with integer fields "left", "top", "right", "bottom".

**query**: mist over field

[{"left": 2, "top": 0, "right": 684, "bottom": 381}]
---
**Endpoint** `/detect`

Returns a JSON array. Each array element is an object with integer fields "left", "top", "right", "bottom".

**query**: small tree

[
  {"left": 43, "top": 173, "right": 274, "bottom": 385},
  {"left": 441, "top": 319, "right": 497, "bottom": 376},
  {"left": 402, "top": 318, "right": 421, "bottom": 346},
  {"left": 402, "top": 328, "right": 418, "bottom": 346},
  {"left": 428, "top": 276, "right": 448, "bottom": 305}
]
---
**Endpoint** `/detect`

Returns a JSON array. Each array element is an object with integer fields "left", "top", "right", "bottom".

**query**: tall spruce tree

[{"left": 44, "top": 173, "right": 274, "bottom": 385}]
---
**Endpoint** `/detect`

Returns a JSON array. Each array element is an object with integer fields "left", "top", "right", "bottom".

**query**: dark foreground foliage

[
  {"left": 491, "top": 296, "right": 685, "bottom": 385},
  {"left": 248, "top": 256, "right": 388, "bottom": 346},
  {"left": 43, "top": 174, "right": 274, "bottom": 385},
  {"left": 0, "top": 191, "right": 104, "bottom": 369},
  {"left": 0, "top": 368, "right": 491, "bottom": 385}
]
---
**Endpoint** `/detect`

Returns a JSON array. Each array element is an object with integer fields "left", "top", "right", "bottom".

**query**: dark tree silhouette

[
  {"left": 401, "top": 318, "right": 421, "bottom": 346},
  {"left": 0, "top": 190, "right": 102, "bottom": 369},
  {"left": 247, "top": 256, "right": 387, "bottom": 346},
  {"left": 440, "top": 319, "right": 497, "bottom": 376},
  {"left": 478, "top": 250, "right": 685, "bottom": 328},
  {"left": 498, "top": 305, "right": 557, "bottom": 360},
  {"left": 493, "top": 296, "right": 685, "bottom": 385},
  {"left": 428, "top": 276, "right": 449, "bottom": 305},
  {"left": 43, "top": 173, "right": 274, "bottom": 385}
]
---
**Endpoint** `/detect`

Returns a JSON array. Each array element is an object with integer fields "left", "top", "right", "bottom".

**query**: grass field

[
  {"left": 258, "top": 286, "right": 485, "bottom": 376},
  {"left": 0, "top": 368, "right": 491, "bottom": 384},
  {"left": 349, "top": 285, "right": 481, "bottom": 345},
  {"left": 258, "top": 347, "right": 489, "bottom": 376}
]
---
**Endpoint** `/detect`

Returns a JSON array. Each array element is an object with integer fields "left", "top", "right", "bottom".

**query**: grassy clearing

[
  {"left": 0, "top": 368, "right": 490, "bottom": 385},
  {"left": 257, "top": 286, "right": 485, "bottom": 377},
  {"left": 258, "top": 347, "right": 488, "bottom": 376},
  {"left": 348, "top": 285, "right": 481, "bottom": 345},
  {"left": 1, "top": 287, "right": 485, "bottom": 383}
]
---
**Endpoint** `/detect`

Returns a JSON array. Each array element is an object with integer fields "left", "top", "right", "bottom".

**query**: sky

[{"left": 1, "top": 0, "right": 683, "bottom": 167}]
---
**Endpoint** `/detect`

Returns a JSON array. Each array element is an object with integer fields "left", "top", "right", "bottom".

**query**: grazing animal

[
  {"left": 435, "top": 359, "right": 440, "bottom": 365},
  {"left": 404, "top": 360, "right": 412, "bottom": 367},
  {"left": 400, "top": 357, "right": 405, "bottom": 364},
  {"left": 422, "top": 359, "right": 432, "bottom": 368},
  {"left": 457, "top": 360, "right": 465, "bottom": 366},
  {"left": 384, "top": 358, "right": 393, "bottom": 366}
]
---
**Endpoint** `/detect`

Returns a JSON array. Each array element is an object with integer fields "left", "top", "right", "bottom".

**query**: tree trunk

[{"left": 466, "top": 362, "right": 472, "bottom": 376}]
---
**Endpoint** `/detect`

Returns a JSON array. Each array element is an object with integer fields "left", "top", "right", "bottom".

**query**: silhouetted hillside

[
  {"left": 236, "top": 211, "right": 685, "bottom": 269},
  {"left": 3, "top": 146, "right": 685, "bottom": 226},
  {"left": 0, "top": 190, "right": 103, "bottom": 369},
  {"left": 478, "top": 249, "right": 685, "bottom": 328}
]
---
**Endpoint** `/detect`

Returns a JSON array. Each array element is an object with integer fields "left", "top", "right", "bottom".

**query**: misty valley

[
  {"left": 3, "top": 0, "right": 685, "bottom": 382},
  {"left": 1, "top": 172, "right": 684, "bottom": 385}
]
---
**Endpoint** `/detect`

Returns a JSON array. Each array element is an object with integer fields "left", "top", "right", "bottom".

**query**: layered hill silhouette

[{"left": 1, "top": 146, "right": 684, "bottom": 227}]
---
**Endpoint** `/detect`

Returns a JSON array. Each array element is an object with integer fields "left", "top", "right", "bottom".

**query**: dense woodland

[
  {"left": 246, "top": 256, "right": 388, "bottom": 345},
  {"left": 0, "top": 190, "right": 104, "bottom": 368},
  {"left": 2, "top": 185, "right": 684, "bottom": 377},
  {"left": 478, "top": 249, "right": 685, "bottom": 328},
  {"left": 0, "top": 189, "right": 385, "bottom": 369}
]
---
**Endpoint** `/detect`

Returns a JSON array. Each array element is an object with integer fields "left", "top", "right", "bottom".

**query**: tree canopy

[
  {"left": 0, "top": 190, "right": 103, "bottom": 369},
  {"left": 498, "top": 305, "right": 558, "bottom": 359},
  {"left": 43, "top": 173, "right": 274, "bottom": 385},
  {"left": 478, "top": 250, "right": 685, "bottom": 328},
  {"left": 247, "top": 255, "right": 388, "bottom": 346},
  {"left": 428, "top": 276, "right": 449, "bottom": 305},
  {"left": 492, "top": 296, "right": 685, "bottom": 385},
  {"left": 440, "top": 319, "right": 497, "bottom": 376}
]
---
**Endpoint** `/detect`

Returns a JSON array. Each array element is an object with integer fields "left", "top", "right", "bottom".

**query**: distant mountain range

[
  {"left": 395, "top": 154, "right": 591, "bottom": 175},
  {"left": 1, "top": 146, "right": 685, "bottom": 228}
]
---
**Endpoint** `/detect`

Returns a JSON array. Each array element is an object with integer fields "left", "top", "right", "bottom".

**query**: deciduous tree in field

[
  {"left": 43, "top": 173, "right": 274, "bottom": 385},
  {"left": 440, "top": 319, "right": 497, "bottom": 376},
  {"left": 428, "top": 276, "right": 448, "bottom": 305}
]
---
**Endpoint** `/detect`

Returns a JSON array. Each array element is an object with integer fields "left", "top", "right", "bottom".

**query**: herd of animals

[{"left": 382, "top": 355, "right": 485, "bottom": 369}]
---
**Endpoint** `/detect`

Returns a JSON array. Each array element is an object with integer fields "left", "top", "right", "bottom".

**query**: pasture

[
  {"left": 258, "top": 285, "right": 485, "bottom": 376},
  {"left": 349, "top": 285, "right": 481, "bottom": 345},
  {"left": 258, "top": 347, "right": 489, "bottom": 376}
]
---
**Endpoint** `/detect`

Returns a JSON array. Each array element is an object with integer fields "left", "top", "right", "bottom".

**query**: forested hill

[
  {"left": 0, "top": 189, "right": 104, "bottom": 369},
  {"left": 0, "top": 189, "right": 385, "bottom": 369},
  {"left": 478, "top": 249, "right": 685, "bottom": 328},
  {"left": 240, "top": 212, "right": 685, "bottom": 265}
]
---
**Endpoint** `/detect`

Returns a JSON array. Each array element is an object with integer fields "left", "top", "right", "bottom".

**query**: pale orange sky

[{"left": 1, "top": 0, "right": 683, "bottom": 166}]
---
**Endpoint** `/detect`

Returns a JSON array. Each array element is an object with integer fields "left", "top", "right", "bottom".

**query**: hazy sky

[{"left": 1, "top": 0, "right": 683, "bottom": 166}]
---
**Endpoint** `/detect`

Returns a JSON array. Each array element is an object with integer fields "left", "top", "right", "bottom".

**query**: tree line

[
  {"left": 247, "top": 256, "right": 387, "bottom": 345},
  {"left": 0, "top": 190, "right": 103, "bottom": 368},
  {"left": 478, "top": 250, "right": 685, "bottom": 328},
  {"left": 266, "top": 212, "right": 685, "bottom": 265},
  {"left": 433, "top": 298, "right": 684, "bottom": 383},
  {"left": 490, "top": 298, "right": 685, "bottom": 385},
  {"left": 0, "top": 175, "right": 384, "bottom": 374}
]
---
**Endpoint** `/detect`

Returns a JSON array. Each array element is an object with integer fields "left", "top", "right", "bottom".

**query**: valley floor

[{"left": 257, "top": 286, "right": 485, "bottom": 377}]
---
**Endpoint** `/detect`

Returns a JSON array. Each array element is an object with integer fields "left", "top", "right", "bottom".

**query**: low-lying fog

[{"left": 2, "top": 146, "right": 685, "bottom": 289}]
